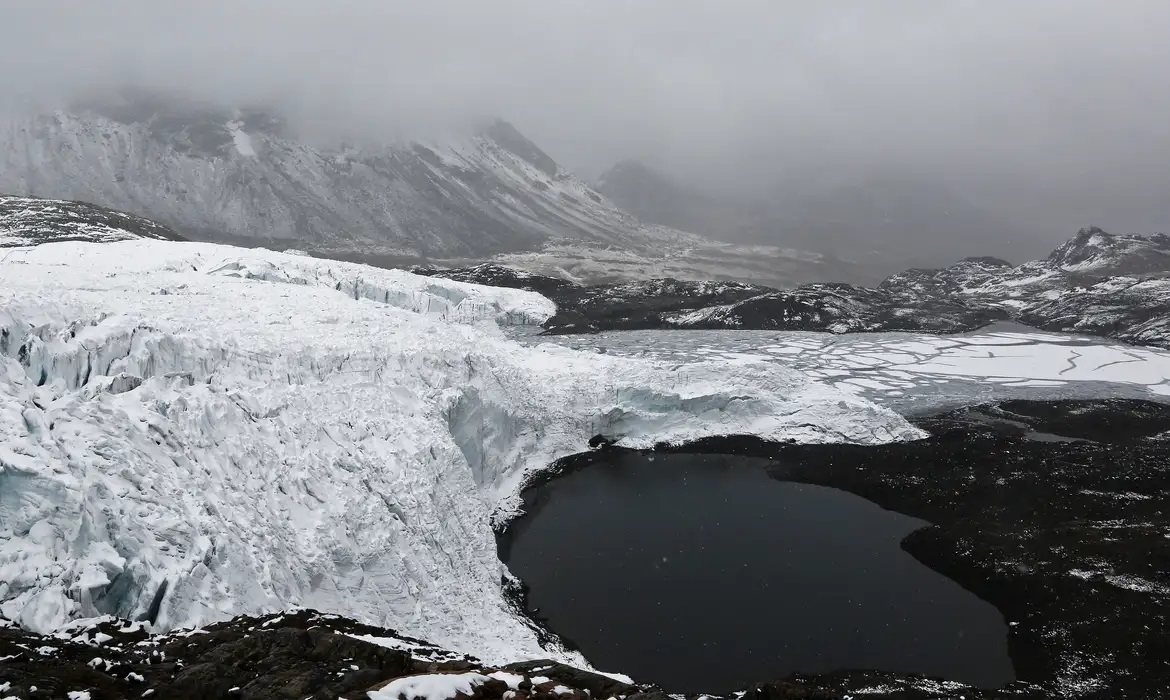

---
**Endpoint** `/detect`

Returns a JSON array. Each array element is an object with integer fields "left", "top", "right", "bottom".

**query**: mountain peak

[
  {"left": 479, "top": 118, "right": 560, "bottom": 177},
  {"left": 1046, "top": 226, "right": 1170, "bottom": 277}
]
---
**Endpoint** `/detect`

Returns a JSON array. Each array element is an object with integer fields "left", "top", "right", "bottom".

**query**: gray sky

[{"left": 3, "top": 0, "right": 1169, "bottom": 241}]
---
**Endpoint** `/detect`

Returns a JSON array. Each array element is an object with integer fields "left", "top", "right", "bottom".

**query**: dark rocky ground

[
  {"left": 0, "top": 195, "right": 184, "bottom": 246},
  {"left": 414, "top": 264, "right": 1001, "bottom": 336},
  {"left": 0, "top": 609, "right": 656, "bottom": 700},
  {"left": 413, "top": 264, "right": 775, "bottom": 333},
  {"left": 416, "top": 229, "right": 1170, "bottom": 348},
  {"left": 5, "top": 399, "right": 1168, "bottom": 699}
]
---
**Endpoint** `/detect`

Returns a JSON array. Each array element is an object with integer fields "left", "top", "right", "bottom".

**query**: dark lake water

[{"left": 498, "top": 453, "right": 1015, "bottom": 693}]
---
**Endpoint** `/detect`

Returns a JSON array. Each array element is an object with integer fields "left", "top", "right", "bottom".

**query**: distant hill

[{"left": 0, "top": 194, "right": 183, "bottom": 247}]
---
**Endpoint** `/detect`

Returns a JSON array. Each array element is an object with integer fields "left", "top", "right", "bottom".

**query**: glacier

[{"left": 0, "top": 240, "right": 923, "bottom": 665}]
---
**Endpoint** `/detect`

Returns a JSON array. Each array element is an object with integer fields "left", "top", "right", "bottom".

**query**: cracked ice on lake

[{"left": 519, "top": 325, "right": 1170, "bottom": 412}]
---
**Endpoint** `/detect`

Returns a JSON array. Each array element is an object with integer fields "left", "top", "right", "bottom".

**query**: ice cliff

[{"left": 0, "top": 240, "right": 923, "bottom": 664}]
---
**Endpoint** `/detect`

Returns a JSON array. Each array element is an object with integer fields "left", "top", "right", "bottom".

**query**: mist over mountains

[
  {"left": 0, "top": 95, "right": 638, "bottom": 258},
  {"left": 596, "top": 160, "right": 1032, "bottom": 270},
  {"left": 0, "top": 92, "right": 877, "bottom": 285}
]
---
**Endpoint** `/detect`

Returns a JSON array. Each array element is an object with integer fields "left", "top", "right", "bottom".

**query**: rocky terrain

[
  {"left": 0, "top": 609, "right": 634, "bottom": 700},
  {"left": 660, "top": 282, "right": 1008, "bottom": 335},
  {"left": 422, "top": 227, "right": 1170, "bottom": 346},
  {"left": 0, "top": 195, "right": 184, "bottom": 247},
  {"left": 413, "top": 266, "right": 774, "bottom": 334}
]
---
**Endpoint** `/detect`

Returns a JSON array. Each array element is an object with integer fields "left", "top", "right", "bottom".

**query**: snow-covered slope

[
  {"left": 1044, "top": 226, "right": 1170, "bottom": 277},
  {"left": 889, "top": 229, "right": 1170, "bottom": 346},
  {"left": 0, "top": 239, "right": 920, "bottom": 663},
  {"left": 0, "top": 106, "right": 636, "bottom": 257},
  {"left": 0, "top": 195, "right": 183, "bottom": 247}
]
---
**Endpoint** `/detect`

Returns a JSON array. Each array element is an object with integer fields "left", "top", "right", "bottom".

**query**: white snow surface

[
  {"left": 533, "top": 328, "right": 1170, "bottom": 409},
  {"left": 225, "top": 121, "right": 257, "bottom": 158},
  {"left": 0, "top": 240, "right": 919, "bottom": 664},
  {"left": 368, "top": 672, "right": 491, "bottom": 700}
]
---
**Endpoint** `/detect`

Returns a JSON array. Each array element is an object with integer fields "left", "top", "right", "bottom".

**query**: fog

[{"left": 3, "top": 0, "right": 1168, "bottom": 250}]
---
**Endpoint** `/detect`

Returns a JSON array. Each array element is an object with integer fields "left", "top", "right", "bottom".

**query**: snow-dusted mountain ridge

[
  {"left": 0, "top": 233, "right": 919, "bottom": 663},
  {"left": 0, "top": 103, "right": 617, "bottom": 257},
  {"left": 1044, "top": 226, "right": 1170, "bottom": 278},
  {"left": 0, "top": 97, "right": 856, "bottom": 286}
]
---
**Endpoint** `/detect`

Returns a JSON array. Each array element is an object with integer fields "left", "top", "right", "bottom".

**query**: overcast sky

[{"left": 3, "top": 0, "right": 1168, "bottom": 241}]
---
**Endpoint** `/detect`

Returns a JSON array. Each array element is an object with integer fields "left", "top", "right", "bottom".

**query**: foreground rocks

[{"left": 0, "top": 610, "right": 645, "bottom": 700}]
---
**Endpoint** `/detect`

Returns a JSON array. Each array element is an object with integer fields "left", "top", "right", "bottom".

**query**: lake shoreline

[{"left": 497, "top": 398, "right": 1170, "bottom": 698}]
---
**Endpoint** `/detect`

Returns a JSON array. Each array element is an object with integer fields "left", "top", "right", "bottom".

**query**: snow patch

[
  {"left": 369, "top": 672, "right": 491, "bottom": 700},
  {"left": 225, "top": 121, "right": 256, "bottom": 157}
]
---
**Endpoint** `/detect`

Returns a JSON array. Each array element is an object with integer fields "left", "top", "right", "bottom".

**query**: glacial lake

[{"left": 499, "top": 453, "right": 1016, "bottom": 693}]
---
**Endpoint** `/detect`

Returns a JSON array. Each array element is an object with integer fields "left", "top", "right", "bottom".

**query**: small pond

[{"left": 499, "top": 453, "right": 1015, "bottom": 693}]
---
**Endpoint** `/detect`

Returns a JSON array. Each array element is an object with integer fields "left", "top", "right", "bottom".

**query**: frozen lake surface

[{"left": 513, "top": 323, "right": 1170, "bottom": 414}]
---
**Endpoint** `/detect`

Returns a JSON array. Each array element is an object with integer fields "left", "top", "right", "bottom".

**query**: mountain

[
  {"left": 0, "top": 194, "right": 184, "bottom": 246},
  {"left": 595, "top": 160, "right": 1030, "bottom": 275},
  {"left": 0, "top": 96, "right": 848, "bottom": 287},
  {"left": 1044, "top": 226, "right": 1170, "bottom": 278},
  {"left": 0, "top": 101, "right": 622, "bottom": 257}
]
